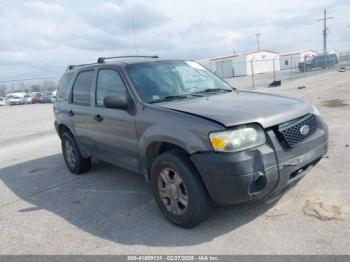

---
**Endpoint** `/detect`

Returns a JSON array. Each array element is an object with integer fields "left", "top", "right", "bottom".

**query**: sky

[{"left": 0, "top": 0, "right": 349, "bottom": 80}]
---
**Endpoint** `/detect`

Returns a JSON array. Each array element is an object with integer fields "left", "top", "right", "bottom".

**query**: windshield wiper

[
  {"left": 149, "top": 95, "right": 189, "bottom": 104},
  {"left": 192, "top": 88, "right": 232, "bottom": 95}
]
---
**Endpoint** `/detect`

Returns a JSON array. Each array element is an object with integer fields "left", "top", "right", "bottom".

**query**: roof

[
  {"left": 280, "top": 50, "right": 318, "bottom": 56},
  {"left": 210, "top": 54, "right": 240, "bottom": 61},
  {"left": 244, "top": 50, "right": 280, "bottom": 55},
  {"left": 66, "top": 56, "right": 164, "bottom": 72},
  {"left": 210, "top": 50, "right": 279, "bottom": 61}
]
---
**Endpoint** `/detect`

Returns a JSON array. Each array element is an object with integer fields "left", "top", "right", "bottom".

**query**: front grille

[{"left": 277, "top": 114, "right": 318, "bottom": 147}]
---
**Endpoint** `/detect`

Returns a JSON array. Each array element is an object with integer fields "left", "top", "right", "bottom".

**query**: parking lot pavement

[
  {"left": 0, "top": 71, "right": 349, "bottom": 254},
  {"left": 0, "top": 104, "right": 55, "bottom": 146}
]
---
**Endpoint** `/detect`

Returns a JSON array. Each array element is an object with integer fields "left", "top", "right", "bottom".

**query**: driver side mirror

[{"left": 103, "top": 96, "right": 128, "bottom": 110}]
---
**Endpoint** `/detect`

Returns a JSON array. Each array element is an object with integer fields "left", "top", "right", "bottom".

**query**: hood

[{"left": 155, "top": 90, "right": 312, "bottom": 128}]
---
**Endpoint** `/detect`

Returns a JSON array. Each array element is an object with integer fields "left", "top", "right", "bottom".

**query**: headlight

[
  {"left": 209, "top": 124, "right": 266, "bottom": 152},
  {"left": 312, "top": 104, "right": 320, "bottom": 116}
]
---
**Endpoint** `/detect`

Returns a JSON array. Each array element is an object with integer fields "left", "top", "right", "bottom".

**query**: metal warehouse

[
  {"left": 279, "top": 50, "right": 317, "bottom": 70},
  {"left": 198, "top": 50, "right": 280, "bottom": 78}
]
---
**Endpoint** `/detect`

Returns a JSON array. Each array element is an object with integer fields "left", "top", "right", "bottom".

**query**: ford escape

[{"left": 54, "top": 55, "right": 328, "bottom": 228}]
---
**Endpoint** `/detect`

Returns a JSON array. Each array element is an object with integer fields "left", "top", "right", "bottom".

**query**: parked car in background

[
  {"left": 21, "top": 94, "right": 34, "bottom": 104},
  {"left": 298, "top": 53, "right": 339, "bottom": 72},
  {"left": 51, "top": 90, "right": 57, "bottom": 103},
  {"left": 32, "top": 93, "right": 44, "bottom": 103},
  {"left": 0, "top": 97, "right": 6, "bottom": 106},
  {"left": 8, "top": 95, "right": 24, "bottom": 105},
  {"left": 41, "top": 94, "right": 53, "bottom": 103}
]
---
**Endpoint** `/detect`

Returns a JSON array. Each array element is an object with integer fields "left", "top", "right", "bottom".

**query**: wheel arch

[
  {"left": 57, "top": 123, "right": 91, "bottom": 158},
  {"left": 57, "top": 123, "right": 74, "bottom": 138},
  {"left": 144, "top": 141, "right": 190, "bottom": 181}
]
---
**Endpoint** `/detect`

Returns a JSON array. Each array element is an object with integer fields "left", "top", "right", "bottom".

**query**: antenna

[
  {"left": 255, "top": 33, "right": 261, "bottom": 52},
  {"left": 132, "top": 20, "right": 139, "bottom": 59}
]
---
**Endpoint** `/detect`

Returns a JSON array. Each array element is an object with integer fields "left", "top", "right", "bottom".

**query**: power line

[
  {"left": 132, "top": 20, "right": 139, "bottom": 58},
  {"left": 0, "top": 76, "right": 59, "bottom": 83}
]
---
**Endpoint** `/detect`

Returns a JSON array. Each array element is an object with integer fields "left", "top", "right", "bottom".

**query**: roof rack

[
  {"left": 66, "top": 55, "right": 159, "bottom": 71},
  {"left": 66, "top": 63, "right": 97, "bottom": 71},
  {"left": 97, "top": 55, "right": 159, "bottom": 63}
]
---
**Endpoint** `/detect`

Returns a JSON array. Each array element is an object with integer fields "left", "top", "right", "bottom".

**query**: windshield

[{"left": 126, "top": 60, "right": 233, "bottom": 103}]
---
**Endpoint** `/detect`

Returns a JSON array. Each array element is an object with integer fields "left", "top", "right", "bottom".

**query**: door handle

[
  {"left": 68, "top": 110, "right": 74, "bottom": 117},
  {"left": 94, "top": 114, "right": 104, "bottom": 122}
]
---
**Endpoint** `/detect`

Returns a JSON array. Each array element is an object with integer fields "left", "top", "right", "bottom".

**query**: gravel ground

[{"left": 0, "top": 70, "right": 349, "bottom": 255}]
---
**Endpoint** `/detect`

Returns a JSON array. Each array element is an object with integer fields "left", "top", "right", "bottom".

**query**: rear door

[
  {"left": 69, "top": 69, "right": 97, "bottom": 151},
  {"left": 91, "top": 67, "right": 139, "bottom": 173}
]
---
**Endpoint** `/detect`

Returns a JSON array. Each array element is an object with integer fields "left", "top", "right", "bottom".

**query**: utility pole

[
  {"left": 317, "top": 9, "right": 334, "bottom": 68},
  {"left": 255, "top": 33, "right": 261, "bottom": 52}
]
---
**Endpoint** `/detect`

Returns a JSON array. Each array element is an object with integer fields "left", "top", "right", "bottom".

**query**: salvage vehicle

[
  {"left": 54, "top": 56, "right": 328, "bottom": 228},
  {"left": 0, "top": 97, "right": 6, "bottom": 106},
  {"left": 8, "top": 95, "right": 24, "bottom": 106},
  {"left": 21, "top": 94, "right": 34, "bottom": 104},
  {"left": 32, "top": 93, "right": 44, "bottom": 103},
  {"left": 298, "top": 53, "right": 338, "bottom": 72}
]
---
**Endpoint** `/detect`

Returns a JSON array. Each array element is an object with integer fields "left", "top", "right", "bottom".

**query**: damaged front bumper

[{"left": 191, "top": 115, "right": 328, "bottom": 205}]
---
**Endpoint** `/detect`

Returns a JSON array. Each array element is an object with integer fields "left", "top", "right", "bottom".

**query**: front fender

[
  {"left": 138, "top": 123, "right": 213, "bottom": 178},
  {"left": 135, "top": 105, "right": 225, "bottom": 177},
  {"left": 140, "top": 123, "right": 209, "bottom": 155}
]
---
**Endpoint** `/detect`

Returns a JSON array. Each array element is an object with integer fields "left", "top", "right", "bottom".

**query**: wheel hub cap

[
  {"left": 64, "top": 140, "right": 76, "bottom": 168},
  {"left": 168, "top": 183, "right": 179, "bottom": 199},
  {"left": 158, "top": 168, "right": 189, "bottom": 216}
]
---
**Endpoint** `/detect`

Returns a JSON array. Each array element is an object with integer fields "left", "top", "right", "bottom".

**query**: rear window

[
  {"left": 72, "top": 70, "right": 94, "bottom": 106},
  {"left": 57, "top": 73, "right": 73, "bottom": 101}
]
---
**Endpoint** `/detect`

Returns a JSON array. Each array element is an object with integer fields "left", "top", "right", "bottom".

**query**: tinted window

[
  {"left": 72, "top": 70, "right": 94, "bottom": 106},
  {"left": 96, "top": 69, "right": 126, "bottom": 107},
  {"left": 57, "top": 73, "right": 73, "bottom": 101}
]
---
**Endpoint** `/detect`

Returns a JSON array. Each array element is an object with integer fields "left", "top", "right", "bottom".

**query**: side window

[
  {"left": 72, "top": 70, "right": 94, "bottom": 106},
  {"left": 96, "top": 69, "right": 126, "bottom": 107},
  {"left": 57, "top": 73, "right": 73, "bottom": 101}
]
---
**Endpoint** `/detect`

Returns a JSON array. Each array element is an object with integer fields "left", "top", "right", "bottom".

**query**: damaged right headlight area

[{"left": 209, "top": 124, "right": 266, "bottom": 153}]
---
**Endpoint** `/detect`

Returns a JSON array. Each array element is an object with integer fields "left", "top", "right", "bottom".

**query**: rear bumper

[{"left": 191, "top": 116, "right": 328, "bottom": 205}]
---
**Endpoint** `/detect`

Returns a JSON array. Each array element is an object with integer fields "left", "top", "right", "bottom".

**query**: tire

[
  {"left": 151, "top": 150, "right": 212, "bottom": 228},
  {"left": 61, "top": 132, "right": 91, "bottom": 175}
]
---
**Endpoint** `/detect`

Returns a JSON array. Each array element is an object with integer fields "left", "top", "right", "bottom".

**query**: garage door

[{"left": 215, "top": 60, "right": 233, "bottom": 78}]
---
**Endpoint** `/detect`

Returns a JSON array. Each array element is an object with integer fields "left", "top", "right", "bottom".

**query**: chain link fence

[
  {"left": 201, "top": 50, "right": 350, "bottom": 90},
  {"left": 1, "top": 51, "right": 350, "bottom": 102}
]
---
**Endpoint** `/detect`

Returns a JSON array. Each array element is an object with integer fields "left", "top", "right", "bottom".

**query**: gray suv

[{"left": 54, "top": 56, "right": 328, "bottom": 228}]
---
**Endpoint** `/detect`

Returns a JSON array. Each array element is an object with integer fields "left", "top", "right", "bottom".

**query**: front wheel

[
  {"left": 61, "top": 132, "right": 91, "bottom": 175},
  {"left": 151, "top": 151, "right": 212, "bottom": 228}
]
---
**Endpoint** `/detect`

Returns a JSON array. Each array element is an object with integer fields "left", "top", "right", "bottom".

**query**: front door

[{"left": 91, "top": 67, "right": 139, "bottom": 173}]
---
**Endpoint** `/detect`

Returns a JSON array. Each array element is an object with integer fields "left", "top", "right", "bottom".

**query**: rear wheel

[
  {"left": 61, "top": 132, "right": 91, "bottom": 174},
  {"left": 151, "top": 151, "right": 211, "bottom": 228}
]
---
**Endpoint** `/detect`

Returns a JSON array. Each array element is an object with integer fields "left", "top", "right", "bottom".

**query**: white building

[
  {"left": 198, "top": 50, "right": 280, "bottom": 78},
  {"left": 279, "top": 50, "right": 318, "bottom": 70}
]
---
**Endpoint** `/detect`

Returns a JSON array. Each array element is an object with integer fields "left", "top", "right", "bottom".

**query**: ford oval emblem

[{"left": 300, "top": 125, "right": 310, "bottom": 136}]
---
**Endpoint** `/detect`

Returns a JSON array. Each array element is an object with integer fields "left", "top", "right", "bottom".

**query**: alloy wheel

[
  {"left": 158, "top": 168, "right": 189, "bottom": 215},
  {"left": 64, "top": 140, "right": 76, "bottom": 169}
]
